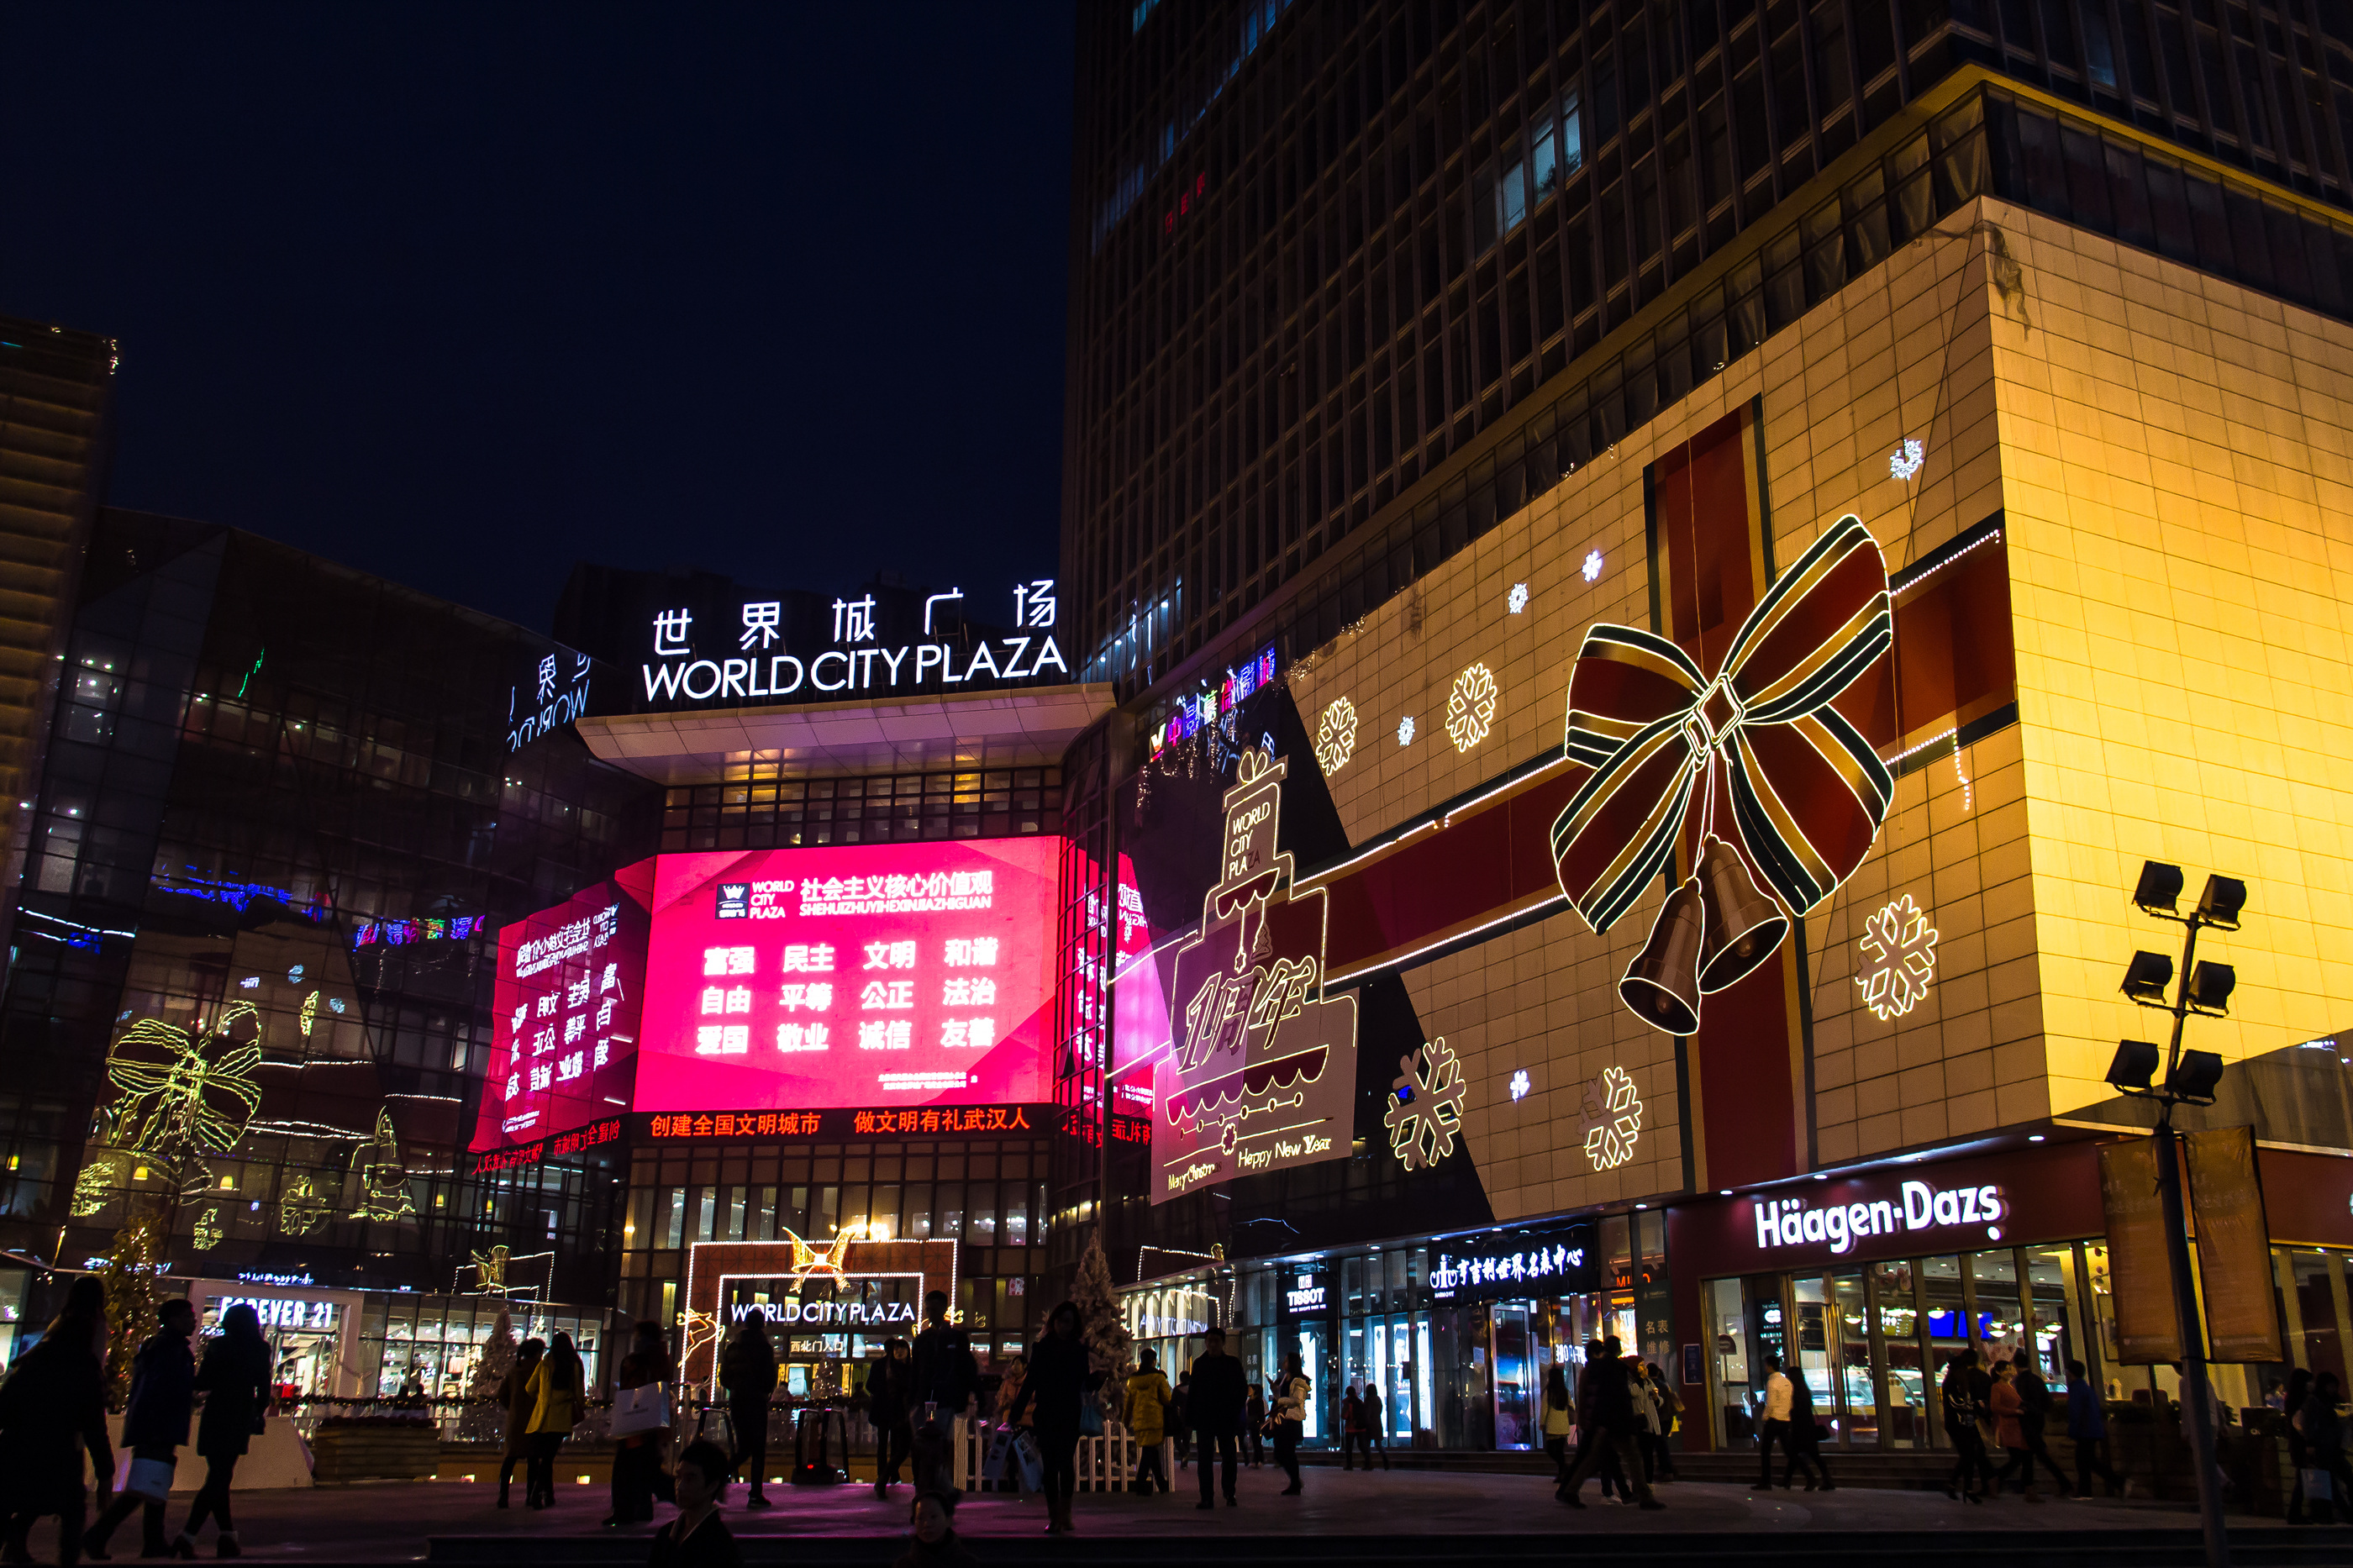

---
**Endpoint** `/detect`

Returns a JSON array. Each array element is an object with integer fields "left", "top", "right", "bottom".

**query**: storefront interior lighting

[{"left": 2028, "top": 1134, "right": 2045, "bottom": 1142}]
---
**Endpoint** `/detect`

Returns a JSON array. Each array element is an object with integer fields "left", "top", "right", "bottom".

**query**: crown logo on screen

[{"left": 715, "top": 882, "right": 751, "bottom": 919}]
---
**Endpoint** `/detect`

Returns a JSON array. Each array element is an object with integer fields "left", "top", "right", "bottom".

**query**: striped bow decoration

[{"left": 1550, "top": 513, "right": 1896, "bottom": 986}]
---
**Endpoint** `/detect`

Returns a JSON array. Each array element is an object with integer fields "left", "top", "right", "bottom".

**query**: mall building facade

[{"left": 1074, "top": 0, "right": 2353, "bottom": 1455}]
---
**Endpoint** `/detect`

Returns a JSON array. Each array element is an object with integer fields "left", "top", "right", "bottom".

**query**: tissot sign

[{"left": 638, "top": 578, "right": 1069, "bottom": 709}]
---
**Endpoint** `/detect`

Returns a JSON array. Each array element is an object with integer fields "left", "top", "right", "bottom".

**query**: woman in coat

[
  {"left": 1124, "top": 1349, "right": 1172, "bottom": 1496},
  {"left": 1940, "top": 1349, "right": 1988, "bottom": 1503},
  {"left": 0, "top": 1278, "right": 111, "bottom": 1566},
  {"left": 495, "top": 1339, "right": 545, "bottom": 1509},
  {"left": 1539, "top": 1364, "right": 1576, "bottom": 1487},
  {"left": 718, "top": 1324, "right": 777, "bottom": 1509},
  {"left": 175, "top": 1302, "right": 271, "bottom": 1558},
  {"left": 864, "top": 1337, "right": 917, "bottom": 1499},
  {"left": 1270, "top": 1352, "right": 1311, "bottom": 1497},
  {"left": 1987, "top": 1360, "right": 2040, "bottom": 1502},
  {"left": 1778, "top": 1365, "right": 1832, "bottom": 1492},
  {"left": 605, "top": 1323, "right": 670, "bottom": 1527},
  {"left": 523, "top": 1332, "right": 586, "bottom": 1509},
  {"left": 1004, "top": 1302, "right": 1100, "bottom": 1536}
]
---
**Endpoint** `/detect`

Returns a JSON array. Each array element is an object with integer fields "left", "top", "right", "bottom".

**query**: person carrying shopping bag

[
  {"left": 84, "top": 1299, "right": 195, "bottom": 1562},
  {"left": 606, "top": 1322, "right": 672, "bottom": 1527}
]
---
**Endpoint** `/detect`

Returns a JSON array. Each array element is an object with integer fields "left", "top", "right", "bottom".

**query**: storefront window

[
  {"left": 1790, "top": 1276, "right": 1834, "bottom": 1433},
  {"left": 1968, "top": 1250, "right": 2024, "bottom": 1365},
  {"left": 2022, "top": 1245, "right": 2081, "bottom": 1387},
  {"left": 1492, "top": 1302, "right": 1534, "bottom": 1448},
  {"left": 1870, "top": 1258, "right": 1929, "bottom": 1449},
  {"left": 1921, "top": 1253, "right": 1970, "bottom": 1380},
  {"left": 2287, "top": 1250, "right": 2349, "bottom": 1390}
]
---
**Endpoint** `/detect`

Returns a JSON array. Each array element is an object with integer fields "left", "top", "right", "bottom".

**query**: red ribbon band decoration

[{"left": 1549, "top": 514, "right": 1897, "bottom": 1020}]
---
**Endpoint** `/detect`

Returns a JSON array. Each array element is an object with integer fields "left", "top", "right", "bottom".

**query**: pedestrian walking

[
  {"left": 1360, "top": 1381, "right": 1391, "bottom": 1471},
  {"left": 2064, "top": 1359, "right": 2122, "bottom": 1501},
  {"left": 1242, "top": 1385, "right": 1266, "bottom": 1468},
  {"left": 495, "top": 1339, "right": 545, "bottom": 1509},
  {"left": 1751, "top": 1354, "right": 1793, "bottom": 1492},
  {"left": 174, "top": 1301, "right": 271, "bottom": 1558},
  {"left": 1339, "top": 1386, "right": 1364, "bottom": 1471},
  {"left": 607, "top": 1322, "right": 672, "bottom": 1528},
  {"left": 1556, "top": 1336, "right": 1663, "bottom": 1511},
  {"left": 1780, "top": 1365, "right": 1833, "bottom": 1491},
  {"left": 718, "top": 1323, "right": 776, "bottom": 1509},
  {"left": 866, "top": 1338, "right": 918, "bottom": 1499},
  {"left": 1940, "top": 1350, "right": 1990, "bottom": 1502},
  {"left": 1539, "top": 1365, "right": 1575, "bottom": 1488},
  {"left": 2282, "top": 1367, "right": 2313, "bottom": 1522},
  {"left": 1644, "top": 1365, "right": 1681, "bottom": 1481},
  {"left": 1187, "top": 1328, "right": 1245, "bottom": 1509},
  {"left": 1270, "top": 1353, "right": 1311, "bottom": 1497},
  {"left": 523, "top": 1330, "right": 587, "bottom": 1510},
  {"left": 1123, "top": 1350, "right": 1172, "bottom": 1495},
  {"left": 1988, "top": 1361, "right": 2043, "bottom": 1502},
  {"left": 1169, "top": 1374, "right": 1191, "bottom": 1471},
  {"left": 890, "top": 1492, "right": 978, "bottom": 1568},
  {"left": 2298, "top": 1371, "right": 2353, "bottom": 1523},
  {"left": 0, "top": 1277, "right": 112, "bottom": 1567},
  {"left": 1569, "top": 1343, "right": 1624, "bottom": 1501},
  {"left": 647, "top": 1438, "right": 743, "bottom": 1568},
  {"left": 1003, "top": 1301, "right": 1102, "bottom": 1536},
  {"left": 2013, "top": 1360, "right": 2064, "bottom": 1494},
  {"left": 911, "top": 1292, "right": 979, "bottom": 1423},
  {"left": 84, "top": 1299, "right": 196, "bottom": 1561},
  {"left": 1629, "top": 1361, "right": 1661, "bottom": 1486}
]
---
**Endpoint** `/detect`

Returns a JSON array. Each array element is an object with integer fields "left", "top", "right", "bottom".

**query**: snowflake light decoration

[
  {"left": 1507, "top": 582, "right": 1529, "bottom": 613},
  {"left": 1397, "top": 716, "right": 1416, "bottom": 746},
  {"left": 1890, "top": 438, "right": 1925, "bottom": 481},
  {"left": 1313, "top": 697, "right": 1360, "bottom": 776},
  {"left": 1384, "top": 1037, "right": 1466, "bottom": 1172},
  {"left": 1582, "top": 550, "right": 1604, "bottom": 582},
  {"left": 1445, "top": 664, "right": 1498, "bottom": 753},
  {"left": 1857, "top": 892, "right": 1939, "bottom": 1020},
  {"left": 1581, "top": 1065, "right": 1645, "bottom": 1170},
  {"left": 1508, "top": 1069, "right": 1531, "bottom": 1102}
]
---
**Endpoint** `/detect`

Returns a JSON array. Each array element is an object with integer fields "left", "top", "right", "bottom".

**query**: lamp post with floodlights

[{"left": 2105, "top": 860, "right": 2244, "bottom": 1568}]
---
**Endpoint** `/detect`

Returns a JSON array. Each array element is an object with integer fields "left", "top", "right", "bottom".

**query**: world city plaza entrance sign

[{"left": 638, "top": 577, "right": 1069, "bottom": 708}]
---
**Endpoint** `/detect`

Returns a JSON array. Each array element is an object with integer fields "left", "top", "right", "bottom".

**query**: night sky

[{"left": 2, "top": 8, "right": 1075, "bottom": 634}]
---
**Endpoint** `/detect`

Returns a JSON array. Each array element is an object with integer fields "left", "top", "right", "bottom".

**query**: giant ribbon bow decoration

[{"left": 1550, "top": 514, "right": 1896, "bottom": 1023}]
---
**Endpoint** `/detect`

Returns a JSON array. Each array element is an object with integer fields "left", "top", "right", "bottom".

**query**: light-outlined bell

[
  {"left": 1695, "top": 834, "right": 1790, "bottom": 993},
  {"left": 1619, "top": 875, "right": 1703, "bottom": 1034}
]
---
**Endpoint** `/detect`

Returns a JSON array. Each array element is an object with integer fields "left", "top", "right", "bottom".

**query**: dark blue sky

[{"left": 2, "top": 8, "right": 1075, "bottom": 634}]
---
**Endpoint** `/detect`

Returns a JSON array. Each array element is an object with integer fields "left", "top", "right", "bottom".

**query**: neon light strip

[
  {"left": 683, "top": 1237, "right": 961, "bottom": 1393},
  {"left": 1890, "top": 524, "right": 2003, "bottom": 595},
  {"left": 1886, "top": 726, "right": 1959, "bottom": 764}
]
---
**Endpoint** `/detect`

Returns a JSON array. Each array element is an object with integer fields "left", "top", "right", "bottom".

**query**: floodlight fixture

[
  {"left": 2194, "top": 876, "right": 2246, "bottom": 930},
  {"left": 2120, "top": 951, "right": 2175, "bottom": 1005},
  {"left": 2167, "top": 1049, "right": 2225, "bottom": 1104},
  {"left": 2133, "top": 860, "right": 2185, "bottom": 918},
  {"left": 2186, "top": 961, "right": 2236, "bottom": 1015},
  {"left": 2106, "top": 1039, "right": 2161, "bottom": 1092}
]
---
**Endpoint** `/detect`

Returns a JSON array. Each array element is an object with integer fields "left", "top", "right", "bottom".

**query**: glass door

[
  {"left": 1492, "top": 1303, "right": 1533, "bottom": 1449},
  {"left": 1708, "top": 1278, "right": 1756, "bottom": 1446},
  {"left": 1870, "top": 1257, "right": 1932, "bottom": 1450},
  {"left": 1832, "top": 1271, "right": 1876, "bottom": 1448},
  {"left": 1791, "top": 1276, "right": 1836, "bottom": 1440},
  {"left": 1292, "top": 1319, "right": 1329, "bottom": 1443}
]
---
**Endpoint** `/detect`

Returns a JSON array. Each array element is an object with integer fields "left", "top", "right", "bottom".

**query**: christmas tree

[
  {"left": 1071, "top": 1236, "right": 1132, "bottom": 1427},
  {"left": 94, "top": 1214, "right": 166, "bottom": 1408},
  {"left": 461, "top": 1309, "right": 517, "bottom": 1440}
]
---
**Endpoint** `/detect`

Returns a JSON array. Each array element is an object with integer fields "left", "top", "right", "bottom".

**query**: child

[
  {"left": 647, "top": 1439, "right": 743, "bottom": 1568},
  {"left": 892, "top": 1492, "right": 979, "bottom": 1568}
]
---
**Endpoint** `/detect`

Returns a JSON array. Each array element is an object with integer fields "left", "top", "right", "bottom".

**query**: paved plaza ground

[{"left": 53, "top": 1465, "right": 2347, "bottom": 1566}]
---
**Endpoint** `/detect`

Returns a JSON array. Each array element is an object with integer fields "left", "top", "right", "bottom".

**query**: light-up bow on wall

[{"left": 1550, "top": 514, "right": 1896, "bottom": 1033}]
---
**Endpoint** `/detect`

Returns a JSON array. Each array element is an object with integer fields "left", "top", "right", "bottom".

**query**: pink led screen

[
  {"left": 471, "top": 860, "right": 655, "bottom": 1155},
  {"left": 634, "top": 839, "right": 1057, "bottom": 1112}
]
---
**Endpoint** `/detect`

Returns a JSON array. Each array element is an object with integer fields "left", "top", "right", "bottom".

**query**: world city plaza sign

[{"left": 638, "top": 577, "right": 1069, "bottom": 708}]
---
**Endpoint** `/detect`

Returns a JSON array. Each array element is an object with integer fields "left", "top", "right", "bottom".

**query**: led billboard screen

[
  {"left": 471, "top": 860, "right": 655, "bottom": 1154},
  {"left": 634, "top": 839, "right": 1056, "bottom": 1113}
]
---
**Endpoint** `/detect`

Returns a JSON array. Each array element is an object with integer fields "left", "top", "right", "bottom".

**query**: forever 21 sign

[{"left": 640, "top": 578, "right": 1069, "bottom": 709}]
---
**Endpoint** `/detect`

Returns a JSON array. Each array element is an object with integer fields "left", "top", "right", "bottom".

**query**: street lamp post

[{"left": 2107, "top": 860, "right": 2243, "bottom": 1568}]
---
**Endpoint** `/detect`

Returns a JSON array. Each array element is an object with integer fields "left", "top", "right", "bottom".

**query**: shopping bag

[
  {"left": 980, "top": 1427, "right": 1014, "bottom": 1482},
  {"left": 124, "top": 1456, "right": 175, "bottom": 1503},
  {"left": 2305, "top": 1466, "right": 2334, "bottom": 1502},
  {"left": 611, "top": 1382, "right": 671, "bottom": 1437},
  {"left": 1012, "top": 1430, "right": 1045, "bottom": 1493},
  {"left": 1080, "top": 1401, "right": 1105, "bottom": 1438}
]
